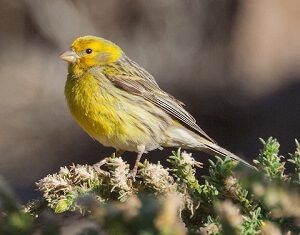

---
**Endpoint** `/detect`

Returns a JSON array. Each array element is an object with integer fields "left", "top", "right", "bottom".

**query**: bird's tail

[
  {"left": 200, "top": 141, "right": 257, "bottom": 170},
  {"left": 164, "top": 127, "right": 256, "bottom": 170}
]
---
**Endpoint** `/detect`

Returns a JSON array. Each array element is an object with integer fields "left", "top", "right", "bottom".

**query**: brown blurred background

[{"left": 1, "top": 0, "right": 300, "bottom": 201}]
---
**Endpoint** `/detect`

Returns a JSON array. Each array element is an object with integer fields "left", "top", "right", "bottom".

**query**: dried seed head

[
  {"left": 36, "top": 174, "right": 72, "bottom": 199},
  {"left": 140, "top": 160, "right": 176, "bottom": 194},
  {"left": 181, "top": 151, "right": 203, "bottom": 168}
]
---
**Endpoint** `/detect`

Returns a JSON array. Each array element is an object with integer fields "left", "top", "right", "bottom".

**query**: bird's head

[{"left": 60, "top": 36, "right": 123, "bottom": 72}]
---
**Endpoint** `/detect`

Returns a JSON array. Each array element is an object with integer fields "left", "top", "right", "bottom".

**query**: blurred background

[{"left": 1, "top": 0, "right": 300, "bottom": 202}]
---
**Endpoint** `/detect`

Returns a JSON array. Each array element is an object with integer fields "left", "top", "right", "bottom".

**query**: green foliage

[
  {"left": 168, "top": 149, "right": 202, "bottom": 193},
  {"left": 254, "top": 137, "right": 286, "bottom": 181},
  {"left": 288, "top": 139, "right": 300, "bottom": 185},
  {"left": 0, "top": 179, "right": 33, "bottom": 235},
  {"left": 1, "top": 137, "right": 300, "bottom": 234}
]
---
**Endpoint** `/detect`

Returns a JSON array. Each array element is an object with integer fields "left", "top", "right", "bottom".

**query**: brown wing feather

[{"left": 103, "top": 56, "right": 215, "bottom": 143}]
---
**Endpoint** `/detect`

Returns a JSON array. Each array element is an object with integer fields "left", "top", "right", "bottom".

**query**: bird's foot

[
  {"left": 128, "top": 145, "right": 144, "bottom": 181},
  {"left": 93, "top": 159, "right": 109, "bottom": 175},
  {"left": 128, "top": 168, "right": 138, "bottom": 181}
]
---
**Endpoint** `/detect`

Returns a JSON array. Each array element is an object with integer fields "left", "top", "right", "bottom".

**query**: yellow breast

[
  {"left": 64, "top": 72, "right": 166, "bottom": 151},
  {"left": 65, "top": 73, "right": 114, "bottom": 140}
]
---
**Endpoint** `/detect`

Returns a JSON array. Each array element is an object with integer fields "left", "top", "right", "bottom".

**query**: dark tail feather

[{"left": 202, "top": 142, "right": 257, "bottom": 171}]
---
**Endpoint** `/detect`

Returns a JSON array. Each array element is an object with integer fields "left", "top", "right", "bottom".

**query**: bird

[{"left": 60, "top": 35, "right": 255, "bottom": 176}]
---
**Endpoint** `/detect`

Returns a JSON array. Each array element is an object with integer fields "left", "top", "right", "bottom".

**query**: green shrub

[{"left": 1, "top": 137, "right": 300, "bottom": 234}]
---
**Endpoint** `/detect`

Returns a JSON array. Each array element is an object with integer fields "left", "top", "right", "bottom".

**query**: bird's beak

[{"left": 59, "top": 50, "right": 79, "bottom": 63}]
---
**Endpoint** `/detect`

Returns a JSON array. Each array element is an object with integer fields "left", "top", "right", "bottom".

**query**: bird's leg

[
  {"left": 94, "top": 150, "right": 124, "bottom": 171},
  {"left": 93, "top": 158, "right": 108, "bottom": 174},
  {"left": 130, "top": 144, "right": 145, "bottom": 178}
]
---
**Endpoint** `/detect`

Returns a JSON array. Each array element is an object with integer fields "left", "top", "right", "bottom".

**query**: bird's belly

[{"left": 65, "top": 78, "right": 171, "bottom": 152}]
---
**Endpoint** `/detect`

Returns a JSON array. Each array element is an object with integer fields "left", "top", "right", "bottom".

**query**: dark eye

[{"left": 86, "top": 48, "right": 92, "bottom": 54}]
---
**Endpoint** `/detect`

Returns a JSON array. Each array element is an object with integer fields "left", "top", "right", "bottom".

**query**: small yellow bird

[{"left": 60, "top": 35, "right": 254, "bottom": 175}]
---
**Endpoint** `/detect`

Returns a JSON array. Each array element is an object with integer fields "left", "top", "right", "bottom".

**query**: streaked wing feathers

[{"left": 104, "top": 57, "right": 215, "bottom": 143}]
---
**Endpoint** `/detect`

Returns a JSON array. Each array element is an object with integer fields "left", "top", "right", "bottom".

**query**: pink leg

[
  {"left": 131, "top": 145, "right": 145, "bottom": 178},
  {"left": 93, "top": 150, "right": 124, "bottom": 172}
]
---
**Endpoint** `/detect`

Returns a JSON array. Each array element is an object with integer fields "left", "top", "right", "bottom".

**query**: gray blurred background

[{"left": 1, "top": 0, "right": 300, "bottom": 201}]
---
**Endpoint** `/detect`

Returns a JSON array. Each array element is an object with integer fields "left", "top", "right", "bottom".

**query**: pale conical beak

[{"left": 59, "top": 51, "right": 79, "bottom": 63}]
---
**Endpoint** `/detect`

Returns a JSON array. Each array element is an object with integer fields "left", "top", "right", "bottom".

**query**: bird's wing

[{"left": 103, "top": 57, "right": 215, "bottom": 143}]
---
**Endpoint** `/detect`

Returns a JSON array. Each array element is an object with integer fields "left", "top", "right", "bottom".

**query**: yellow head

[{"left": 60, "top": 36, "right": 123, "bottom": 72}]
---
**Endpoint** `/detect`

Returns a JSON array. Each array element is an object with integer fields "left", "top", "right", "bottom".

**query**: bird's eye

[{"left": 86, "top": 48, "right": 92, "bottom": 54}]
